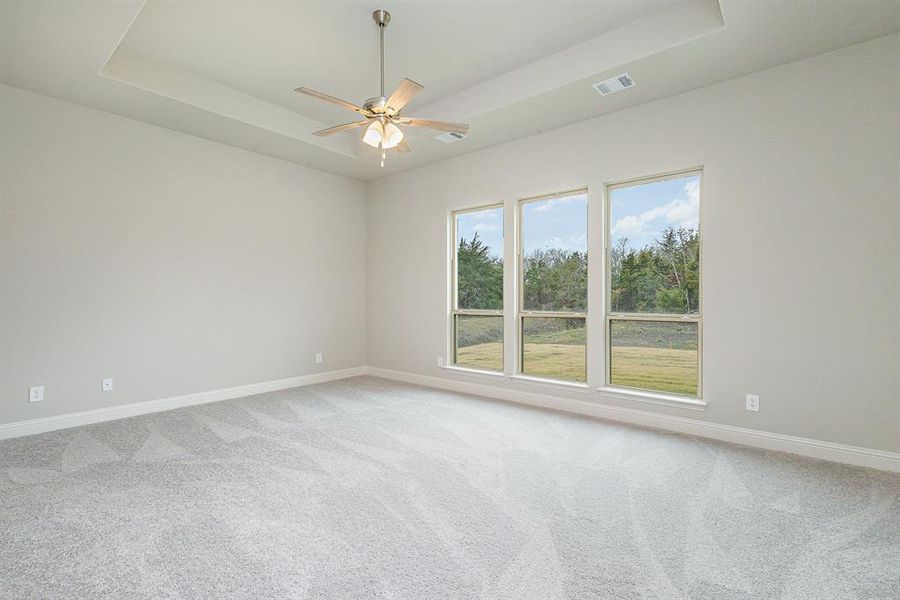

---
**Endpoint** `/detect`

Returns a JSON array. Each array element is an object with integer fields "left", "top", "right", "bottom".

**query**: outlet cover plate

[{"left": 746, "top": 394, "right": 760, "bottom": 412}]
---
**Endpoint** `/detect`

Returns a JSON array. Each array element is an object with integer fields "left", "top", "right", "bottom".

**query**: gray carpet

[{"left": 1, "top": 376, "right": 897, "bottom": 599}]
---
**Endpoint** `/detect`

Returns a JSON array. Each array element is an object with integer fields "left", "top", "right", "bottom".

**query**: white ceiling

[
  {"left": 121, "top": 1, "right": 676, "bottom": 125},
  {"left": 2, "top": 1, "right": 899, "bottom": 181}
]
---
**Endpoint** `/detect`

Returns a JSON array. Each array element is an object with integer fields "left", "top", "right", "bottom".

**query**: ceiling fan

[{"left": 295, "top": 9, "right": 469, "bottom": 167}]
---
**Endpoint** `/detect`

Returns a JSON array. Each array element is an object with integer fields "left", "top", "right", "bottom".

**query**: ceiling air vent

[
  {"left": 435, "top": 131, "right": 466, "bottom": 144},
  {"left": 592, "top": 73, "right": 636, "bottom": 96}
]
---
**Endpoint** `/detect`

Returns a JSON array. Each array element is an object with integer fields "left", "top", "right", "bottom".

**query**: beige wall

[
  {"left": 2, "top": 35, "right": 897, "bottom": 453},
  {"left": 367, "top": 35, "right": 900, "bottom": 452},
  {"left": 1, "top": 84, "right": 368, "bottom": 424}
]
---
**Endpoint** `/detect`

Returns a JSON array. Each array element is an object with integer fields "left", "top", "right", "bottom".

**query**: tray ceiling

[{"left": 2, "top": 1, "right": 899, "bottom": 180}]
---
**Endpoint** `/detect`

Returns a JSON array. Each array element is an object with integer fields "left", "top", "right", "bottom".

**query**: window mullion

[{"left": 607, "top": 313, "right": 699, "bottom": 322}]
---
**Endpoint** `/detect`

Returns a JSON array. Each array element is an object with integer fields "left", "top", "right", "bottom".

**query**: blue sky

[
  {"left": 457, "top": 206, "right": 503, "bottom": 259},
  {"left": 456, "top": 194, "right": 588, "bottom": 260},
  {"left": 522, "top": 193, "right": 587, "bottom": 255},
  {"left": 456, "top": 177, "right": 698, "bottom": 258},
  {"left": 610, "top": 174, "right": 699, "bottom": 250}
]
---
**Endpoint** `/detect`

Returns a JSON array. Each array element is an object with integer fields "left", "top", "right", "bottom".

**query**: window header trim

[
  {"left": 518, "top": 187, "right": 588, "bottom": 206},
  {"left": 606, "top": 167, "right": 703, "bottom": 191}
]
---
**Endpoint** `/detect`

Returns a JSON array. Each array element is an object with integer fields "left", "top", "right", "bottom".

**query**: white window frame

[
  {"left": 602, "top": 168, "right": 703, "bottom": 399},
  {"left": 515, "top": 188, "right": 589, "bottom": 385},
  {"left": 448, "top": 204, "right": 505, "bottom": 374}
]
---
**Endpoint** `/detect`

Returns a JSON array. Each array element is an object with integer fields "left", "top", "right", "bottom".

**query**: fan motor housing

[{"left": 363, "top": 96, "right": 390, "bottom": 115}]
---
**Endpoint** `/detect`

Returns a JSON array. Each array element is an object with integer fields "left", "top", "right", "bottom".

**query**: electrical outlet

[
  {"left": 29, "top": 386, "right": 44, "bottom": 403},
  {"left": 746, "top": 394, "right": 760, "bottom": 412},
  {"left": 315, "top": 353, "right": 323, "bottom": 364},
  {"left": 101, "top": 378, "right": 114, "bottom": 392},
  {"left": 437, "top": 356, "right": 444, "bottom": 367}
]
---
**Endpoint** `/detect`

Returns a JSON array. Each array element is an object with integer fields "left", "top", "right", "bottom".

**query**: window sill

[
  {"left": 440, "top": 365, "right": 506, "bottom": 379},
  {"left": 509, "top": 374, "right": 590, "bottom": 392},
  {"left": 596, "top": 386, "right": 707, "bottom": 411}
]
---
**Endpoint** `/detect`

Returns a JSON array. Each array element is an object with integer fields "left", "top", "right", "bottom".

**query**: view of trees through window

[
  {"left": 609, "top": 226, "right": 699, "bottom": 314},
  {"left": 449, "top": 172, "right": 701, "bottom": 396},
  {"left": 520, "top": 192, "right": 587, "bottom": 382},
  {"left": 453, "top": 206, "right": 503, "bottom": 371},
  {"left": 608, "top": 173, "right": 701, "bottom": 396}
]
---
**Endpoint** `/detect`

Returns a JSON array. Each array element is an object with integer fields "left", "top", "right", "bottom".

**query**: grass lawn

[
  {"left": 523, "top": 343, "right": 586, "bottom": 382},
  {"left": 454, "top": 342, "right": 504, "bottom": 372},
  {"left": 610, "top": 346, "right": 697, "bottom": 396},
  {"left": 455, "top": 342, "right": 697, "bottom": 395}
]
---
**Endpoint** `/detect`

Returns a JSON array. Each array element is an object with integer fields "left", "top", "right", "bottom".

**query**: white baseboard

[
  {"left": 3, "top": 364, "right": 896, "bottom": 473},
  {"left": 0, "top": 367, "right": 367, "bottom": 441},
  {"left": 365, "top": 366, "right": 900, "bottom": 473}
]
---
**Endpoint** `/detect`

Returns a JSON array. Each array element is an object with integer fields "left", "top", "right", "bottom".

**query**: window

[
  {"left": 606, "top": 171, "right": 701, "bottom": 397},
  {"left": 518, "top": 190, "right": 588, "bottom": 382},
  {"left": 451, "top": 205, "right": 503, "bottom": 372}
]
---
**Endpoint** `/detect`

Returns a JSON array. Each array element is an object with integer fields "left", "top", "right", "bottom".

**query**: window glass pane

[
  {"left": 522, "top": 317, "right": 586, "bottom": 382},
  {"left": 454, "top": 315, "right": 503, "bottom": 371},
  {"left": 609, "top": 320, "right": 698, "bottom": 396},
  {"left": 456, "top": 207, "right": 503, "bottom": 310},
  {"left": 609, "top": 174, "right": 700, "bottom": 314},
  {"left": 522, "top": 193, "right": 587, "bottom": 312}
]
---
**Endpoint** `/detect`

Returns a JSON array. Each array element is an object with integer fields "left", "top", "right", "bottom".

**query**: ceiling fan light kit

[
  {"left": 295, "top": 9, "right": 469, "bottom": 167},
  {"left": 362, "top": 120, "right": 403, "bottom": 150}
]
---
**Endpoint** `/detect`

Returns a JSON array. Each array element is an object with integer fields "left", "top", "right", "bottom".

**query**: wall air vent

[
  {"left": 592, "top": 73, "right": 636, "bottom": 96},
  {"left": 435, "top": 131, "right": 466, "bottom": 144}
]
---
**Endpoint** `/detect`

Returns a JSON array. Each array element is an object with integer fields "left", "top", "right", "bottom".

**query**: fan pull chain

[{"left": 381, "top": 147, "right": 386, "bottom": 168}]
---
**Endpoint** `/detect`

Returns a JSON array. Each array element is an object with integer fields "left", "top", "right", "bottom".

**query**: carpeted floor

[{"left": 1, "top": 376, "right": 898, "bottom": 599}]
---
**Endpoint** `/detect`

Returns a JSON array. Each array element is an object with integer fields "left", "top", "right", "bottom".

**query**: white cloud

[
  {"left": 473, "top": 222, "right": 499, "bottom": 233},
  {"left": 532, "top": 195, "right": 584, "bottom": 213},
  {"left": 685, "top": 179, "right": 700, "bottom": 204},
  {"left": 672, "top": 179, "right": 700, "bottom": 227},
  {"left": 611, "top": 182, "right": 699, "bottom": 237},
  {"left": 612, "top": 215, "right": 645, "bottom": 236},
  {"left": 469, "top": 210, "right": 497, "bottom": 221},
  {"left": 665, "top": 200, "right": 697, "bottom": 226},
  {"left": 541, "top": 233, "right": 587, "bottom": 252}
]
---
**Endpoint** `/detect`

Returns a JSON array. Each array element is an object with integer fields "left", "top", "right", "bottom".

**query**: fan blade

[
  {"left": 396, "top": 138, "right": 411, "bottom": 153},
  {"left": 312, "top": 120, "right": 371, "bottom": 137},
  {"left": 295, "top": 87, "right": 366, "bottom": 115},
  {"left": 386, "top": 78, "right": 424, "bottom": 112},
  {"left": 397, "top": 118, "right": 468, "bottom": 134}
]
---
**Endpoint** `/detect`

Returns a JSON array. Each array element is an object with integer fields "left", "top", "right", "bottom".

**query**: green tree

[
  {"left": 523, "top": 247, "right": 587, "bottom": 311},
  {"left": 611, "top": 226, "right": 699, "bottom": 314},
  {"left": 457, "top": 233, "right": 503, "bottom": 310},
  {"left": 654, "top": 226, "right": 700, "bottom": 313}
]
